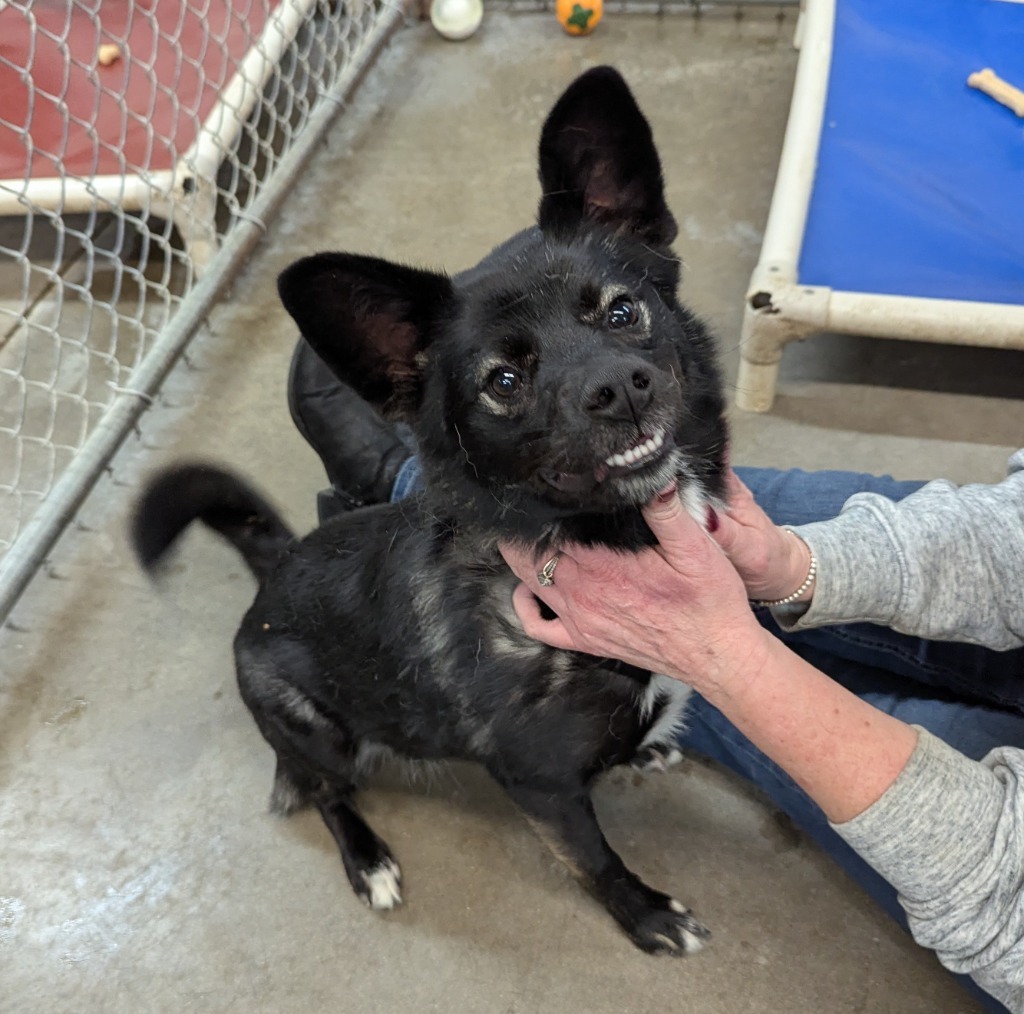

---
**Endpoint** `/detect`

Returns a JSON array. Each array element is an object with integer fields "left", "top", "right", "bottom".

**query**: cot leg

[
  {"left": 735, "top": 299, "right": 787, "bottom": 413},
  {"left": 151, "top": 170, "right": 220, "bottom": 279},
  {"left": 171, "top": 174, "right": 219, "bottom": 276},
  {"left": 735, "top": 355, "right": 781, "bottom": 413},
  {"left": 734, "top": 287, "right": 823, "bottom": 413}
]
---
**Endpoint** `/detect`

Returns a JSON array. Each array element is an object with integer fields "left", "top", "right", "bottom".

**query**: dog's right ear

[
  {"left": 277, "top": 252, "right": 453, "bottom": 414},
  {"left": 537, "top": 66, "right": 676, "bottom": 247}
]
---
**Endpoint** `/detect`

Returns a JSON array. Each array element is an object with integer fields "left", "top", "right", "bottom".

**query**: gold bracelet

[{"left": 750, "top": 528, "right": 818, "bottom": 608}]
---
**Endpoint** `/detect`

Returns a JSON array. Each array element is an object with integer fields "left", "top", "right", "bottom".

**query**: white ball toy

[{"left": 430, "top": 0, "right": 483, "bottom": 40}]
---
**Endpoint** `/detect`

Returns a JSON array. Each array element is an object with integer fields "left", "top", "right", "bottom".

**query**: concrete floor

[{"left": 3, "top": 13, "right": 1024, "bottom": 1013}]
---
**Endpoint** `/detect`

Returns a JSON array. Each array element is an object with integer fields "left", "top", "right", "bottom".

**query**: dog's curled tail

[{"left": 132, "top": 463, "right": 295, "bottom": 585}]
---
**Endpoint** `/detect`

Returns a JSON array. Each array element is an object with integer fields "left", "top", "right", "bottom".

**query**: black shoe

[{"left": 288, "top": 339, "right": 412, "bottom": 517}]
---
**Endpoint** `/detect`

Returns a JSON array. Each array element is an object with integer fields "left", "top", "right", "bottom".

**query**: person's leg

[
  {"left": 733, "top": 464, "right": 924, "bottom": 526},
  {"left": 390, "top": 453, "right": 426, "bottom": 501},
  {"left": 680, "top": 645, "right": 1022, "bottom": 1014},
  {"left": 288, "top": 339, "right": 413, "bottom": 520}
]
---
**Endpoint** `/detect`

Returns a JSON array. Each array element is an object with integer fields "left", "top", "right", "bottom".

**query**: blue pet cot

[{"left": 737, "top": 0, "right": 1024, "bottom": 411}]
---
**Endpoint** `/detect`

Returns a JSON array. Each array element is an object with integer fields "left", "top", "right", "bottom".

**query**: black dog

[{"left": 133, "top": 67, "right": 728, "bottom": 955}]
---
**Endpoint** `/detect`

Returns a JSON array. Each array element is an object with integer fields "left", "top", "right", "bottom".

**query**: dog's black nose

[{"left": 583, "top": 365, "right": 654, "bottom": 422}]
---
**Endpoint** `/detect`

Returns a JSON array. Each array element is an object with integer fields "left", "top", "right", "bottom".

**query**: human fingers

[
  {"left": 710, "top": 472, "right": 812, "bottom": 601},
  {"left": 724, "top": 468, "right": 755, "bottom": 504},
  {"left": 711, "top": 469, "right": 781, "bottom": 563},
  {"left": 500, "top": 542, "right": 572, "bottom": 601},
  {"left": 640, "top": 484, "right": 715, "bottom": 565},
  {"left": 510, "top": 582, "right": 578, "bottom": 651},
  {"left": 499, "top": 540, "right": 540, "bottom": 584},
  {"left": 708, "top": 508, "right": 753, "bottom": 563}
]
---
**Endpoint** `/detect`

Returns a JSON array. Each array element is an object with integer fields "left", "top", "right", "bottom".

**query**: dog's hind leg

[
  {"left": 497, "top": 778, "right": 709, "bottom": 956},
  {"left": 270, "top": 757, "right": 316, "bottom": 816},
  {"left": 312, "top": 783, "right": 403, "bottom": 911},
  {"left": 267, "top": 750, "right": 403, "bottom": 911},
  {"left": 237, "top": 657, "right": 403, "bottom": 911},
  {"left": 268, "top": 750, "right": 403, "bottom": 910}
]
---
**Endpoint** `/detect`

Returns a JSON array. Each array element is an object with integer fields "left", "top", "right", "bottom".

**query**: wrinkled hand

[
  {"left": 499, "top": 487, "right": 773, "bottom": 694},
  {"left": 710, "top": 470, "right": 813, "bottom": 603}
]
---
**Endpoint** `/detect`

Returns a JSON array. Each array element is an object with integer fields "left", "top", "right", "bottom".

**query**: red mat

[{"left": 0, "top": 0, "right": 280, "bottom": 185}]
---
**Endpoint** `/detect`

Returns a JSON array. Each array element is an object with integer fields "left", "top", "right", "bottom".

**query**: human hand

[
  {"left": 710, "top": 470, "right": 814, "bottom": 604},
  {"left": 499, "top": 486, "right": 773, "bottom": 694}
]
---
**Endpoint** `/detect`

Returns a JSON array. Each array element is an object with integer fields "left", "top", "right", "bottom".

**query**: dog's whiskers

[
  {"left": 453, "top": 424, "right": 479, "bottom": 478},
  {"left": 639, "top": 243, "right": 680, "bottom": 264}
]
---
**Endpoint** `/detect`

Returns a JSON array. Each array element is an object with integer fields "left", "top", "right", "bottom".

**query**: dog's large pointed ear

[
  {"left": 277, "top": 252, "right": 453, "bottom": 415},
  {"left": 537, "top": 66, "right": 676, "bottom": 246}
]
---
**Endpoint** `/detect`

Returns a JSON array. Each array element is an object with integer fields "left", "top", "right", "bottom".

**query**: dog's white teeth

[{"left": 605, "top": 430, "right": 666, "bottom": 469}]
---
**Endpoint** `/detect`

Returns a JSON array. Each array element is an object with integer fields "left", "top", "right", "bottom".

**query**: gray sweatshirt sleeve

[
  {"left": 777, "top": 449, "right": 1024, "bottom": 650},
  {"left": 771, "top": 450, "right": 1024, "bottom": 1005},
  {"left": 831, "top": 730, "right": 1024, "bottom": 1010}
]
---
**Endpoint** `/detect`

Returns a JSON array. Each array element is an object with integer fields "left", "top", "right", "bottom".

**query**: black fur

[{"left": 134, "top": 67, "right": 728, "bottom": 954}]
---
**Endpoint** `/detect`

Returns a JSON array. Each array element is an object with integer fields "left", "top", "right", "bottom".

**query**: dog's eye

[
  {"left": 607, "top": 298, "right": 639, "bottom": 329},
  {"left": 489, "top": 367, "right": 523, "bottom": 398}
]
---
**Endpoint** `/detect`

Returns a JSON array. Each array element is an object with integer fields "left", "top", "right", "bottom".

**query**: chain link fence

[{"left": 0, "top": 0, "right": 411, "bottom": 619}]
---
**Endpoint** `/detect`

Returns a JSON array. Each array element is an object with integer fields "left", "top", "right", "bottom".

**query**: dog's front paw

[
  {"left": 357, "top": 856, "right": 403, "bottom": 911},
  {"left": 626, "top": 897, "right": 710, "bottom": 956},
  {"left": 631, "top": 744, "right": 684, "bottom": 773}
]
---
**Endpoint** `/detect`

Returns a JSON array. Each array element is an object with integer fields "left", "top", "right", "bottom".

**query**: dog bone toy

[{"left": 967, "top": 68, "right": 1024, "bottom": 118}]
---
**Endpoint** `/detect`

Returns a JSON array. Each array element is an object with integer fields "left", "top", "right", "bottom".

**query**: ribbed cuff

[{"left": 771, "top": 500, "right": 906, "bottom": 632}]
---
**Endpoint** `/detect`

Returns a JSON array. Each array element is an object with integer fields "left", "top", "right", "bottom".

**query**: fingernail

[
  {"left": 656, "top": 482, "right": 678, "bottom": 504},
  {"left": 706, "top": 506, "right": 719, "bottom": 532}
]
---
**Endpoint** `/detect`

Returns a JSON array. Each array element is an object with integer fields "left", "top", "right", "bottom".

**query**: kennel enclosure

[{"left": 0, "top": 0, "right": 410, "bottom": 621}]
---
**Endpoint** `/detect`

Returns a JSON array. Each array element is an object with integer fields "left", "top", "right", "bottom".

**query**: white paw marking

[
  {"left": 362, "top": 858, "right": 402, "bottom": 910},
  {"left": 669, "top": 899, "right": 707, "bottom": 954},
  {"left": 660, "top": 747, "right": 684, "bottom": 768},
  {"left": 639, "top": 675, "right": 693, "bottom": 754}
]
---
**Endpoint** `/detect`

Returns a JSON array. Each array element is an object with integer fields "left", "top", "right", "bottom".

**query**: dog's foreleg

[{"left": 496, "top": 779, "right": 709, "bottom": 955}]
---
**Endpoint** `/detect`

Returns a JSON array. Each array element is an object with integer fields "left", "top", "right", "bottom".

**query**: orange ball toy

[{"left": 556, "top": 0, "right": 602, "bottom": 36}]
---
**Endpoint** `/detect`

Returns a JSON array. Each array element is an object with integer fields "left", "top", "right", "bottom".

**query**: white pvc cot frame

[{"left": 736, "top": 0, "right": 1024, "bottom": 413}]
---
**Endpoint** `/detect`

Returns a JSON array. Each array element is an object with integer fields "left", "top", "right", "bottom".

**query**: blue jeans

[{"left": 393, "top": 460, "right": 1023, "bottom": 1012}]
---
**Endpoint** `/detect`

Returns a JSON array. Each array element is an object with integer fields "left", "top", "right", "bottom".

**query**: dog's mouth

[{"left": 539, "top": 429, "right": 672, "bottom": 494}]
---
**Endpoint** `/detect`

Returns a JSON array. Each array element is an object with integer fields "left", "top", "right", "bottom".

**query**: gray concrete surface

[{"left": 4, "top": 12, "right": 1023, "bottom": 1013}]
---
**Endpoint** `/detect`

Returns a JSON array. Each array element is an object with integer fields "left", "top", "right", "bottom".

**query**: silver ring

[{"left": 537, "top": 554, "right": 560, "bottom": 587}]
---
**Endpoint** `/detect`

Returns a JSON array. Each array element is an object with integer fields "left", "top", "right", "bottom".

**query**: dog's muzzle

[{"left": 539, "top": 429, "right": 675, "bottom": 495}]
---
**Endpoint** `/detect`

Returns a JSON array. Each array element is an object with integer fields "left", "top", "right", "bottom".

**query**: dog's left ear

[
  {"left": 278, "top": 252, "right": 453, "bottom": 415},
  {"left": 537, "top": 66, "right": 676, "bottom": 247}
]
